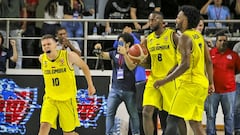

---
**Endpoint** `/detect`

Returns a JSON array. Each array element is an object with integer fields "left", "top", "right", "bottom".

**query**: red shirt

[
  {"left": 26, "top": 0, "right": 38, "bottom": 4},
  {"left": 210, "top": 48, "right": 240, "bottom": 93}
]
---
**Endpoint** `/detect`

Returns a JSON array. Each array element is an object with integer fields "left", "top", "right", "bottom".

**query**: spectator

[
  {"left": 61, "top": 0, "right": 94, "bottom": 51},
  {"left": 200, "top": 0, "right": 231, "bottom": 27},
  {"left": 161, "top": 0, "right": 178, "bottom": 20},
  {"left": 41, "top": 0, "right": 63, "bottom": 36},
  {"left": 104, "top": 0, "right": 132, "bottom": 34},
  {"left": 22, "top": 0, "right": 39, "bottom": 68},
  {"left": 0, "top": 33, "right": 18, "bottom": 74},
  {"left": 205, "top": 33, "right": 240, "bottom": 135},
  {"left": 56, "top": 27, "right": 81, "bottom": 75},
  {"left": 94, "top": 33, "right": 140, "bottom": 135},
  {"left": 230, "top": 0, "right": 240, "bottom": 31},
  {"left": 195, "top": 16, "right": 214, "bottom": 49},
  {"left": 0, "top": 0, "right": 27, "bottom": 69},
  {"left": 130, "top": 0, "right": 160, "bottom": 34},
  {"left": 233, "top": 42, "right": 240, "bottom": 135},
  {"left": 56, "top": 27, "right": 81, "bottom": 56},
  {"left": 25, "top": 0, "right": 38, "bottom": 29},
  {"left": 176, "top": 0, "right": 209, "bottom": 10}
]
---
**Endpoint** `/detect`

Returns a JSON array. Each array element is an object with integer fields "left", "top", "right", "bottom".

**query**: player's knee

[
  {"left": 142, "top": 106, "right": 155, "bottom": 118},
  {"left": 39, "top": 122, "right": 51, "bottom": 130}
]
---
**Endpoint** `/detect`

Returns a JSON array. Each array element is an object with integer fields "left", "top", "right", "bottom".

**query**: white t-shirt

[{"left": 57, "top": 40, "right": 82, "bottom": 75}]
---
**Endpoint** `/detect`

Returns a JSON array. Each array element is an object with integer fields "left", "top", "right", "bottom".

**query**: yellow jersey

[
  {"left": 146, "top": 28, "right": 177, "bottom": 87},
  {"left": 177, "top": 29, "right": 208, "bottom": 88},
  {"left": 41, "top": 50, "right": 77, "bottom": 100}
]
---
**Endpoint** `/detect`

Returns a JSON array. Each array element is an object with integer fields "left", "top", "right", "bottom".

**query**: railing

[{"left": 1, "top": 18, "right": 240, "bottom": 72}]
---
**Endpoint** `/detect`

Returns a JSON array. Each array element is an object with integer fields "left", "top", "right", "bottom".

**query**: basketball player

[
  {"left": 141, "top": 11, "right": 186, "bottom": 135},
  {"left": 38, "top": 34, "right": 96, "bottom": 135},
  {"left": 154, "top": 5, "right": 214, "bottom": 135}
]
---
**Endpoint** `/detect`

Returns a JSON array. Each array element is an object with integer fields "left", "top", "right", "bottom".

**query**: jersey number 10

[{"left": 52, "top": 78, "right": 60, "bottom": 86}]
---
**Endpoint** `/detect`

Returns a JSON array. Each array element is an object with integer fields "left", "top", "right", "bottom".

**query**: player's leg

[
  {"left": 164, "top": 115, "right": 183, "bottom": 135},
  {"left": 38, "top": 122, "right": 51, "bottom": 135},
  {"left": 177, "top": 119, "right": 187, "bottom": 135},
  {"left": 59, "top": 98, "right": 80, "bottom": 135},
  {"left": 38, "top": 98, "right": 58, "bottom": 135},
  {"left": 142, "top": 85, "right": 162, "bottom": 135},
  {"left": 159, "top": 110, "right": 168, "bottom": 134},
  {"left": 142, "top": 105, "right": 157, "bottom": 135},
  {"left": 189, "top": 120, "right": 205, "bottom": 135}
]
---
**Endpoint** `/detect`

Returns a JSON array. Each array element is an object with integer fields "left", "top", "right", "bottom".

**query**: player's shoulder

[
  {"left": 39, "top": 54, "right": 44, "bottom": 62},
  {"left": 179, "top": 33, "right": 192, "bottom": 45}
]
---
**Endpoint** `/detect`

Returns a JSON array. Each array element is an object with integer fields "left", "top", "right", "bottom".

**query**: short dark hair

[
  {"left": 151, "top": 11, "right": 164, "bottom": 19},
  {"left": 118, "top": 33, "right": 134, "bottom": 47},
  {"left": 180, "top": 5, "right": 200, "bottom": 29},
  {"left": 41, "top": 34, "right": 56, "bottom": 42},
  {"left": 56, "top": 27, "right": 67, "bottom": 34},
  {"left": 216, "top": 33, "right": 228, "bottom": 41}
]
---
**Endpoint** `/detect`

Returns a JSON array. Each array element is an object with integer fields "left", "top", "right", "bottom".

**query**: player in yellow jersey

[
  {"left": 154, "top": 5, "right": 214, "bottom": 135},
  {"left": 38, "top": 34, "right": 96, "bottom": 135},
  {"left": 141, "top": 11, "right": 186, "bottom": 135}
]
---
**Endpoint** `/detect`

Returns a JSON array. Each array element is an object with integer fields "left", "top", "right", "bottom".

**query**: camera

[{"left": 93, "top": 48, "right": 102, "bottom": 55}]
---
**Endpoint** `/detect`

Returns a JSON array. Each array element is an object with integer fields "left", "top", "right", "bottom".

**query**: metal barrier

[{"left": 1, "top": 18, "right": 240, "bottom": 71}]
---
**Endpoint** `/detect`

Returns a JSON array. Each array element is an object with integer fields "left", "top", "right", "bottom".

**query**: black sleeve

[
  {"left": 104, "top": 0, "right": 113, "bottom": 19},
  {"left": 130, "top": 0, "right": 137, "bottom": 8},
  {"left": 6, "top": 47, "right": 16, "bottom": 68}
]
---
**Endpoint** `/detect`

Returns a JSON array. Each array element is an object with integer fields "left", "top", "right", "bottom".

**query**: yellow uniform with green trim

[
  {"left": 40, "top": 50, "right": 80, "bottom": 131},
  {"left": 169, "top": 29, "right": 209, "bottom": 121},
  {"left": 143, "top": 28, "right": 178, "bottom": 111}
]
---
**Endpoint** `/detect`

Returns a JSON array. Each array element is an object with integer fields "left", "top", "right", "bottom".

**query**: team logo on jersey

[
  {"left": 164, "top": 36, "right": 168, "bottom": 41},
  {"left": 59, "top": 58, "right": 65, "bottom": 66},
  {"left": 227, "top": 54, "right": 233, "bottom": 60},
  {"left": 0, "top": 78, "right": 40, "bottom": 135}
]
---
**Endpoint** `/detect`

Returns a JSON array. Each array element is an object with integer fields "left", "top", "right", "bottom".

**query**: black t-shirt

[
  {"left": 104, "top": 0, "right": 131, "bottom": 19},
  {"left": 109, "top": 50, "right": 136, "bottom": 92},
  {"left": 161, "top": 0, "right": 178, "bottom": 19},
  {"left": 104, "top": 0, "right": 133, "bottom": 30},
  {"left": 130, "top": 0, "right": 161, "bottom": 19},
  {"left": 0, "top": 47, "right": 14, "bottom": 72}
]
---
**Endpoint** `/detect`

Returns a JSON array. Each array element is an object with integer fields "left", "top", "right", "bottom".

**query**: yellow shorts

[
  {"left": 169, "top": 82, "right": 208, "bottom": 121},
  {"left": 40, "top": 97, "right": 80, "bottom": 132},
  {"left": 143, "top": 80, "right": 177, "bottom": 111}
]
